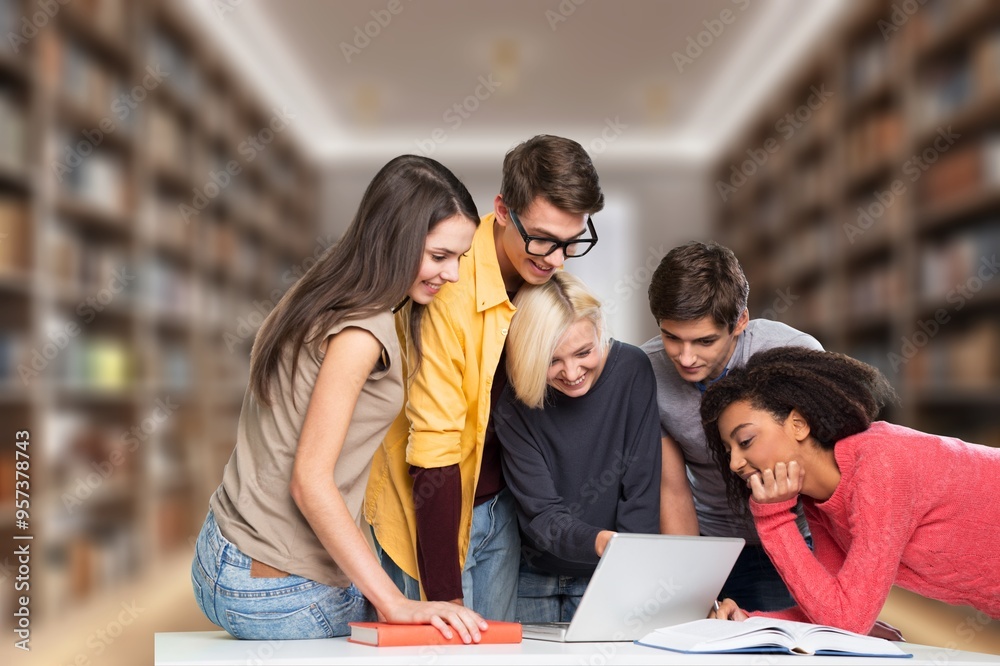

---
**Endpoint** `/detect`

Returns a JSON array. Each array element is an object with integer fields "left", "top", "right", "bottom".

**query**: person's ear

[
  {"left": 787, "top": 408, "right": 812, "bottom": 443},
  {"left": 732, "top": 309, "right": 749, "bottom": 336},
  {"left": 494, "top": 195, "right": 509, "bottom": 228}
]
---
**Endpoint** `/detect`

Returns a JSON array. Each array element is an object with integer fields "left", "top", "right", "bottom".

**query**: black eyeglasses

[{"left": 508, "top": 209, "right": 598, "bottom": 258}]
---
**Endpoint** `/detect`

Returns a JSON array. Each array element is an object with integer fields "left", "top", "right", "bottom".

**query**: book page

[
  {"left": 744, "top": 617, "right": 903, "bottom": 655},
  {"left": 641, "top": 619, "right": 796, "bottom": 652},
  {"left": 638, "top": 618, "right": 908, "bottom": 656}
]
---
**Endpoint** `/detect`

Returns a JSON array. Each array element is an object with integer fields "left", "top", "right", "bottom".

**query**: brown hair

[
  {"left": 249, "top": 155, "right": 478, "bottom": 405},
  {"left": 647, "top": 241, "right": 749, "bottom": 331},
  {"left": 500, "top": 135, "right": 604, "bottom": 215},
  {"left": 700, "top": 346, "right": 898, "bottom": 516}
]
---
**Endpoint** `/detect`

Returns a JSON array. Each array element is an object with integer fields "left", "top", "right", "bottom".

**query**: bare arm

[
  {"left": 659, "top": 434, "right": 699, "bottom": 535},
  {"left": 290, "top": 327, "right": 486, "bottom": 641}
]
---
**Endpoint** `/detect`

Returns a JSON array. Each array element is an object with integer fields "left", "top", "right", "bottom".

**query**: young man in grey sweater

[{"left": 641, "top": 241, "right": 821, "bottom": 612}]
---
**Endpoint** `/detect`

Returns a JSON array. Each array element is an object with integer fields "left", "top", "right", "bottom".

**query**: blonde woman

[{"left": 493, "top": 271, "right": 661, "bottom": 623}]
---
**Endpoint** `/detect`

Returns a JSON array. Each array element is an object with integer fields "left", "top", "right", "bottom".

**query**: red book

[{"left": 348, "top": 620, "right": 522, "bottom": 647}]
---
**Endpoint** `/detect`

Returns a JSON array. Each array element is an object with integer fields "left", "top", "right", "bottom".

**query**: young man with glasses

[{"left": 366, "top": 135, "right": 603, "bottom": 621}]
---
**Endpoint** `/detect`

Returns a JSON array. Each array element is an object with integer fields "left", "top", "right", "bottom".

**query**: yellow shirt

[{"left": 364, "top": 213, "right": 515, "bottom": 582}]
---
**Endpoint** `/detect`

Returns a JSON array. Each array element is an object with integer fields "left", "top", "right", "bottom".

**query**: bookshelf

[
  {"left": 0, "top": 0, "right": 319, "bottom": 636},
  {"left": 713, "top": 0, "right": 1000, "bottom": 648}
]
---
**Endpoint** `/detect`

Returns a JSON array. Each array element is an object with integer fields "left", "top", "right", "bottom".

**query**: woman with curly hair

[{"left": 701, "top": 346, "right": 1000, "bottom": 635}]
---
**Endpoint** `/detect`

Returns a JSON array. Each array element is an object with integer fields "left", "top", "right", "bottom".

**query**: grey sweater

[{"left": 494, "top": 340, "right": 661, "bottom": 577}]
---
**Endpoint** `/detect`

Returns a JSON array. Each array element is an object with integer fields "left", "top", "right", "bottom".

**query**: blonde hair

[{"left": 506, "top": 272, "right": 608, "bottom": 409}]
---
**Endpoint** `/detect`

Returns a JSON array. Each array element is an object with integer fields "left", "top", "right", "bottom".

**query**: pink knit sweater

[{"left": 750, "top": 421, "right": 1000, "bottom": 634}]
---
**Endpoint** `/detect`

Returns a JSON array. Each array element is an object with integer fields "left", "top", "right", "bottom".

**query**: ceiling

[{"left": 182, "top": 0, "right": 847, "bottom": 165}]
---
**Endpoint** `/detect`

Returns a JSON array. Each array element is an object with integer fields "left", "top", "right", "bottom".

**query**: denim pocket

[
  {"left": 225, "top": 603, "right": 333, "bottom": 640},
  {"left": 191, "top": 571, "right": 205, "bottom": 615}
]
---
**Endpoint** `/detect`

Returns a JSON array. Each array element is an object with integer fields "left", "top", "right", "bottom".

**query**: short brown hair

[
  {"left": 500, "top": 135, "right": 604, "bottom": 215},
  {"left": 647, "top": 241, "right": 749, "bottom": 331}
]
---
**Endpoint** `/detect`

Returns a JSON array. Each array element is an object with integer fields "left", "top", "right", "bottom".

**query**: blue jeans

[
  {"left": 191, "top": 509, "right": 375, "bottom": 639},
  {"left": 719, "top": 537, "right": 813, "bottom": 612},
  {"left": 514, "top": 556, "right": 590, "bottom": 623},
  {"left": 379, "top": 488, "right": 520, "bottom": 621}
]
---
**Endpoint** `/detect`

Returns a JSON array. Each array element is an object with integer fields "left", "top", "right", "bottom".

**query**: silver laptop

[{"left": 521, "top": 533, "right": 744, "bottom": 642}]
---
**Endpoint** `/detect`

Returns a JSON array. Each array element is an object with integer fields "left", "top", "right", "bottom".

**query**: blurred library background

[{"left": 1, "top": 0, "right": 998, "bottom": 663}]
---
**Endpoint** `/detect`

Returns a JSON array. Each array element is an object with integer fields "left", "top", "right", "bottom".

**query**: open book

[{"left": 635, "top": 617, "right": 912, "bottom": 658}]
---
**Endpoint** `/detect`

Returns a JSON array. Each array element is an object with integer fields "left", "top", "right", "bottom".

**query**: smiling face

[
  {"left": 407, "top": 215, "right": 477, "bottom": 305},
  {"left": 716, "top": 400, "right": 802, "bottom": 485},
  {"left": 494, "top": 196, "right": 589, "bottom": 291},
  {"left": 546, "top": 319, "right": 607, "bottom": 398},
  {"left": 657, "top": 311, "right": 748, "bottom": 384}
]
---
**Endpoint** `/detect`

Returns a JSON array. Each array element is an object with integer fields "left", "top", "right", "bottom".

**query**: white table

[{"left": 155, "top": 631, "right": 1000, "bottom": 665}]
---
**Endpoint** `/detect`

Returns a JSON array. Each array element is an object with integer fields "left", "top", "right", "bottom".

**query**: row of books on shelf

[
  {"left": 919, "top": 223, "right": 1000, "bottom": 300},
  {"left": 70, "top": 0, "right": 130, "bottom": 39},
  {"left": 921, "top": 134, "right": 1000, "bottom": 208},
  {"left": 56, "top": 141, "right": 128, "bottom": 214},
  {"left": 0, "top": 195, "right": 28, "bottom": 274},
  {"left": 0, "top": 89, "right": 26, "bottom": 175},
  {"left": 148, "top": 102, "right": 194, "bottom": 172},
  {"left": 150, "top": 192, "right": 197, "bottom": 250},
  {"left": 772, "top": 218, "right": 836, "bottom": 279},
  {"left": 147, "top": 26, "right": 200, "bottom": 107},
  {"left": 764, "top": 279, "right": 837, "bottom": 333},
  {"left": 787, "top": 158, "right": 838, "bottom": 212},
  {"left": 902, "top": 320, "right": 1000, "bottom": 390},
  {"left": 42, "top": 32, "right": 131, "bottom": 129},
  {"left": 48, "top": 221, "right": 134, "bottom": 295},
  {"left": 145, "top": 257, "right": 197, "bottom": 319},
  {"left": 846, "top": 32, "right": 899, "bottom": 100},
  {"left": 849, "top": 263, "right": 904, "bottom": 319},
  {"left": 912, "top": 0, "right": 987, "bottom": 45},
  {"left": 36, "top": 24, "right": 305, "bottom": 192},
  {"left": 844, "top": 109, "right": 904, "bottom": 176},
  {"left": 45, "top": 407, "right": 191, "bottom": 488},
  {"left": 39, "top": 528, "right": 140, "bottom": 615},
  {"left": 47, "top": 333, "right": 131, "bottom": 390},
  {"left": 917, "top": 28, "right": 1000, "bottom": 128}
]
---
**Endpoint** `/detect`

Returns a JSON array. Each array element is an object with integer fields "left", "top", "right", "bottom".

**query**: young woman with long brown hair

[{"left": 191, "top": 155, "right": 488, "bottom": 641}]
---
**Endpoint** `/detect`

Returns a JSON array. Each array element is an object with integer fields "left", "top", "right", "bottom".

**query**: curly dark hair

[{"left": 700, "top": 346, "right": 898, "bottom": 517}]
